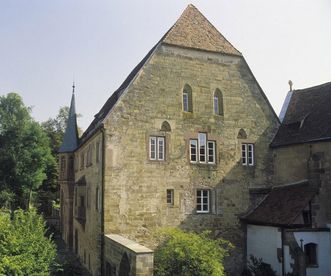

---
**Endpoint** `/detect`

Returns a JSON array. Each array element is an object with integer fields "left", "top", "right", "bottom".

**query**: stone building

[
  {"left": 242, "top": 82, "right": 331, "bottom": 276},
  {"left": 59, "top": 4, "right": 280, "bottom": 275}
]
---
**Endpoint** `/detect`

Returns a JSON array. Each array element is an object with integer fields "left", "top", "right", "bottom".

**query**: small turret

[
  {"left": 59, "top": 83, "right": 78, "bottom": 153},
  {"left": 58, "top": 83, "right": 78, "bottom": 249}
]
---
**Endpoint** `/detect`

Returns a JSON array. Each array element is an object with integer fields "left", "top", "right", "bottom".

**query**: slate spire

[{"left": 59, "top": 83, "right": 79, "bottom": 153}]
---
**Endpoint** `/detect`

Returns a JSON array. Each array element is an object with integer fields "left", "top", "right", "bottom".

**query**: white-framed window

[
  {"left": 149, "top": 136, "right": 165, "bottom": 161},
  {"left": 166, "top": 189, "right": 174, "bottom": 205},
  {"left": 242, "top": 143, "right": 254, "bottom": 166},
  {"left": 196, "top": 189, "right": 210, "bottom": 213},
  {"left": 190, "top": 133, "right": 216, "bottom": 164}
]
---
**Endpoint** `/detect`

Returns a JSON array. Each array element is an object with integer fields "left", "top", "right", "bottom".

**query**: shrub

[
  {"left": 0, "top": 209, "right": 57, "bottom": 275},
  {"left": 247, "top": 255, "right": 277, "bottom": 276},
  {"left": 154, "top": 228, "right": 233, "bottom": 276}
]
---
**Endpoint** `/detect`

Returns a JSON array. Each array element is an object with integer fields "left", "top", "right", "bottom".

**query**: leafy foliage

[
  {"left": 0, "top": 93, "right": 55, "bottom": 210},
  {"left": 0, "top": 209, "right": 57, "bottom": 275},
  {"left": 154, "top": 228, "right": 233, "bottom": 276},
  {"left": 246, "top": 255, "right": 277, "bottom": 276}
]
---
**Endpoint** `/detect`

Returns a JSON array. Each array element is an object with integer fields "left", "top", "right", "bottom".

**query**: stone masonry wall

[
  {"left": 273, "top": 142, "right": 331, "bottom": 227},
  {"left": 101, "top": 44, "right": 279, "bottom": 275},
  {"left": 104, "top": 234, "right": 153, "bottom": 276},
  {"left": 73, "top": 131, "right": 103, "bottom": 276}
]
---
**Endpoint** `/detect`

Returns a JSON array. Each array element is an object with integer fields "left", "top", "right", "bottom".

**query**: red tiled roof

[{"left": 241, "top": 181, "right": 317, "bottom": 227}]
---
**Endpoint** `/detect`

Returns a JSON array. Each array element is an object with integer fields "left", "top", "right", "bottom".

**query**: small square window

[
  {"left": 166, "top": 189, "right": 174, "bottom": 205},
  {"left": 196, "top": 189, "right": 210, "bottom": 213}
]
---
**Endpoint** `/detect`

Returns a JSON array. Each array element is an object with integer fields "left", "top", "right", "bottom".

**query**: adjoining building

[{"left": 242, "top": 82, "right": 331, "bottom": 276}]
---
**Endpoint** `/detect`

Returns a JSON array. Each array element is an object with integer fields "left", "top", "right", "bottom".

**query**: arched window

[
  {"left": 214, "top": 89, "right": 223, "bottom": 115},
  {"left": 161, "top": 121, "right": 171, "bottom": 132},
  {"left": 237, "top": 129, "right": 247, "bottom": 139},
  {"left": 183, "top": 84, "right": 193, "bottom": 112}
]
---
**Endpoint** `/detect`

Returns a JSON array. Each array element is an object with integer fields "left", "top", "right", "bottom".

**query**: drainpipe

[
  {"left": 100, "top": 126, "right": 106, "bottom": 275},
  {"left": 281, "top": 228, "right": 285, "bottom": 276}
]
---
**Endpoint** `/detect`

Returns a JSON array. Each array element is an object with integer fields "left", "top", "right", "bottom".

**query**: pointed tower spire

[{"left": 59, "top": 84, "right": 79, "bottom": 153}]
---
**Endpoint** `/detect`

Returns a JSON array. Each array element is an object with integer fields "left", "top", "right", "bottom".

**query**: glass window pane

[
  {"left": 208, "top": 141, "right": 215, "bottom": 163},
  {"left": 183, "top": 93, "right": 189, "bottom": 112},
  {"left": 150, "top": 137, "right": 156, "bottom": 160},
  {"left": 214, "top": 96, "right": 219, "bottom": 114},
  {"left": 248, "top": 144, "right": 254, "bottom": 165},
  {"left": 242, "top": 144, "right": 247, "bottom": 165},
  {"left": 190, "top": 140, "right": 197, "bottom": 162},
  {"left": 158, "top": 137, "right": 165, "bottom": 160},
  {"left": 198, "top": 133, "right": 206, "bottom": 163}
]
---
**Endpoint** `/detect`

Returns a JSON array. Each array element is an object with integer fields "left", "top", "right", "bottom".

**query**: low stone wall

[{"left": 104, "top": 234, "right": 153, "bottom": 276}]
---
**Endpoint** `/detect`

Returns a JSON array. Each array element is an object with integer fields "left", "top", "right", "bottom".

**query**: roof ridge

[{"left": 294, "top": 81, "right": 331, "bottom": 93}]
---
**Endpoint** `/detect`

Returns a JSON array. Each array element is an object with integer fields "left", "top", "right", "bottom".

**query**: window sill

[
  {"left": 190, "top": 162, "right": 218, "bottom": 170},
  {"left": 147, "top": 159, "right": 167, "bottom": 164},
  {"left": 306, "top": 265, "right": 318, "bottom": 268}
]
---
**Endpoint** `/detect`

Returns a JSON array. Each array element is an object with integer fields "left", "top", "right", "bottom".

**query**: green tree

[
  {"left": 0, "top": 93, "right": 54, "bottom": 210},
  {"left": 154, "top": 228, "right": 233, "bottom": 276},
  {"left": 41, "top": 106, "right": 69, "bottom": 155},
  {"left": 0, "top": 209, "right": 57, "bottom": 275}
]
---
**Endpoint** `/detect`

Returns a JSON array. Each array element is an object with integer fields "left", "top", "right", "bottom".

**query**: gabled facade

[{"left": 59, "top": 5, "right": 280, "bottom": 275}]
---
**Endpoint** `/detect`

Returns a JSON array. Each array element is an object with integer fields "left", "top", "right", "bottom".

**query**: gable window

[
  {"left": 305, "top": 243, "right": 318, "bottom": 267},
  {"left": 190, "top": 133, "right": 216, "bottom": 164},
  {"left": 149, "top": 136, "right": 165, "bottom": 161},
  {"left": 166, "top": 189, "right": 174, "bottom": 205},
  {"left": 214, "top": 89, "right": 223, "bottom": 115},
  {"left": 196, "top": 189, "right": 210, "bottom": 213},
  {"left": 183, "top": 84, "right": 193, "bottom": 112},
  {"left": 242, "top": 143, "right": 254, "bottom": 166}
]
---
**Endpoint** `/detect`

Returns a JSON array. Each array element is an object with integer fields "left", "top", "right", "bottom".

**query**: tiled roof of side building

[
  {"left": 241, "top": 181, "right": 317, "bottom": 227},
  {"left": 79, "top": 4, "right": 242, "bottom": 143},
  {"left": 271, "top": 82, "right": 331, "bottom": 147}
]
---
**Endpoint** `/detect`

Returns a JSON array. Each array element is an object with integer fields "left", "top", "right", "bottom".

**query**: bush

[
  {"left": 0, "top": 209, "right": 57, "bottom": 275},
  {"left": 246, "top": 255, "right": 277, "bottom": 276},
  {"left": 154, "top": 228, "right": 233, "bottom": 276}
]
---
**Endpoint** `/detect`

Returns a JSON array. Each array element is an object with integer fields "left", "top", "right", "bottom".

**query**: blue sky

[{"left": 1, "top": 0, "right": 330, "bottom": 130}]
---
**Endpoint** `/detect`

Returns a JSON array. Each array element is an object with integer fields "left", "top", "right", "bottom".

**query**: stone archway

[{"left": 119, "top": 252, "right": 131, "bottom": 276}]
